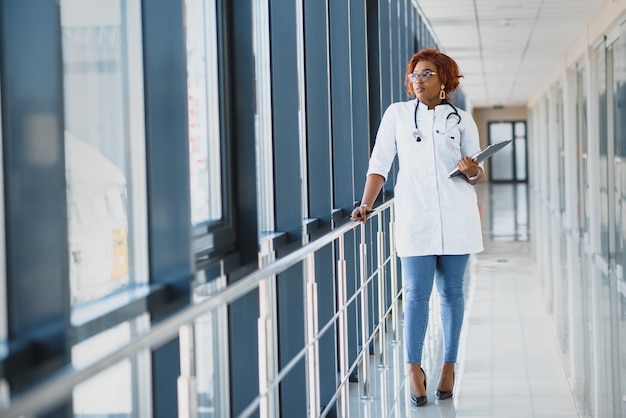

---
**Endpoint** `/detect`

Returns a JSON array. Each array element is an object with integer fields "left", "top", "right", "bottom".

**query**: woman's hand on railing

[
  {"left": 352, "top": 175, "right": 384, "bottom": 223},
  {"left": 350, "top": 204, "right": 373, "bottom": 223}
]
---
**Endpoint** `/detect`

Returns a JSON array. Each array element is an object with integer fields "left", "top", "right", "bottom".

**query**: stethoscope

[{"left": 413, "top": 99, "right": 461, "bottom": 142}]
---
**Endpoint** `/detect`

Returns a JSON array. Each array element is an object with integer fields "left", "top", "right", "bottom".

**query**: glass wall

[
  {"left": 0, "top": 0, "right": 447, "bottom": 416},
  {"left": 577, "top": 65, "right": 590, "bottom": 241},
  {"left": 613, "top": 23, "right": 626, "bottom": 281},
  {"left": 72, "top": 323, "right": 134, "bottom": 416},
  {"left": 0, "top": 79, "right": 9, "bottom": 407},
  {"left": 555, "top": 88, "right": 566, "bottom": 215},
  {"left": 60, "top": 1, "right": 152, "bottom": 415},
  {"left": 61, "top": 0, "right": 148, "bottom": 305},
  {"left": 595, "top": 43, "right": 610, "bottom": 262},
  {"left": 186, "top": 0, "right": 222, "bottom": 226},
  {"left": 611, "top": 23, "right": 626, "bottom": 416},
  {"left": 0, "top": 81, "right": 5, "bottom": 345},
  {"left": 72, "top": 316, "right": 151, "bottom": 417},
  {"left": 529, "top": 28, "right": 626, "bottom": 417}
]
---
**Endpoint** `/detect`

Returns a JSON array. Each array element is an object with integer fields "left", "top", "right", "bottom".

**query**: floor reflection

[
  {"left": 487, "top": 183, "right": 528, "bottom": 242},
  {"left": 346, "top": 293, "right": 463, "bottom": 417},
  {"left": 406, "top": 399, "right": 456, "bottom": 418}
]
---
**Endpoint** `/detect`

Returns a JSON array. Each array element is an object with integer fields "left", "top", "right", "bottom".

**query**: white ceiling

[{"left": 414, "top": 0, "right": 607, "bottom": 108}]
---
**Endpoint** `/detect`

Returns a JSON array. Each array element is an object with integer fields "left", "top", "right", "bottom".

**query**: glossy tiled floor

[{"left": 347, "top": 183, "right": 581, "bottom": 417}]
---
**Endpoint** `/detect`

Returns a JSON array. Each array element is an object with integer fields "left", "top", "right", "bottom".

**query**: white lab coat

[{"left": 367, "top": 100, "right": 484, "bottom": 257}]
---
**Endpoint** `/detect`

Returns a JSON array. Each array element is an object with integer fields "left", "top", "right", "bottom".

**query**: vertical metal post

[
  {"left": 389, "top": 206, "right": 400, "bottom": 344},
  {"left": 0, "top": 379, "right": 10, "bottom": 411},
  {"left": 359, "top": 223, "right": 373, "bottom": 400},
  {"left": 336, "top": 235, "right": 350, "bottom": 418},
  {"left": 257, "top": 279, "right": 272, "bottom": 418},
  {"left": 134, "top": 314, "right": 154, "bottom": 418},
  {"left": 178, "top": 324, "right": 198, "bottom": 418},
  {"left": 377, "top": 215, "right": 388, "bottom": 368},
  {"left": 391, "top": 326, "right": 403, "bottom": 418},
  {"left": 303, "top": 252, "right": 320, "bottom": 417},
  {"left": 213, "top": 276, "right": 231, "bottom": 418},
  {"left": 258, "top": 237, "right": 279, "bottom": 418}
]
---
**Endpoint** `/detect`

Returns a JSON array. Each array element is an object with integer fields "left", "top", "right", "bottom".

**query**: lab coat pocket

[{"left": 436, "top": 125, "right": 462, "bottom": 168}]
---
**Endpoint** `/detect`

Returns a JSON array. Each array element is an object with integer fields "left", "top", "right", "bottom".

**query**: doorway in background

[{"left": 488, "top": 121, "right": 528, "bottom": 182}]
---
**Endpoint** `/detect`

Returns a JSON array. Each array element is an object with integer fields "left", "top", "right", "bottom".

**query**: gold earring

[{"left": 439, "top": 85, "right": 446, "bottom": 100}]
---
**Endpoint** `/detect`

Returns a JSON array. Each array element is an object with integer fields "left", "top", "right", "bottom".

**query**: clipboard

[{"left": 448, "top": 139, "right": 513, "bottom": 178}]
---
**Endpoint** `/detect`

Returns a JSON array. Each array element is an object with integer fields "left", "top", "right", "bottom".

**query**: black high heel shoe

[
  {"left": 435, "top": 371, "right": 454, "bottom": 400},
  {"left": 410, "top": 367, "right": 427, "bottom": 407}
]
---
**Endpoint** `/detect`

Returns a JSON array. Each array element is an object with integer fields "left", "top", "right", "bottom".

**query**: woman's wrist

[{"left": 466, "top": 167, "right": 481, "bottom": 181}]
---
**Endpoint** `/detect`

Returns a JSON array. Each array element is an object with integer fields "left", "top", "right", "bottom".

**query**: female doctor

[{"left": 351, "top": 48, "right": 484, "bottom": 407}]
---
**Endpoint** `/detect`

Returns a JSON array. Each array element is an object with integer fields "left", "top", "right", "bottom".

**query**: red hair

[{"left": 405, "top": 48, "right": 463, "bottom": 100}]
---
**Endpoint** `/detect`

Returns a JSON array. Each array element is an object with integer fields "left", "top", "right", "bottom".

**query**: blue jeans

[{"left": 401, "top": 255, "right": 469, "bottom": 365}]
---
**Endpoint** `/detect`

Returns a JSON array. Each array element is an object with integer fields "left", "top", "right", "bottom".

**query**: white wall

[{"left": 529, "top": 0, "right": 626, "bottom": 107}]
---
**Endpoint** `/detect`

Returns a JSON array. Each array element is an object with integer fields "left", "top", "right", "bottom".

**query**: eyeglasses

[{"left": 408, "top": 71, "right": 437, "bottom": 83}]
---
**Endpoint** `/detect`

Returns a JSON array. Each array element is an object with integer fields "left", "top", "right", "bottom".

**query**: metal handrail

[{"left": 0, "top": 199, "right": 396, "bottom": 418}]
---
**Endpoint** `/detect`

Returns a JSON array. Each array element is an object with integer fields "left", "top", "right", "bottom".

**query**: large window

[
  {"left": 614, "top": 26, "right": 626, "bottom": 271},
  {"left": 72, "top": 317, "right": 151, "bottom": 417},
  {"left": 252, "top": 0, "right": 275, "bottom": 235},
  {"left": 488, "top": 121, "right": 528, "bottom": 182},
  {"left": 61, "top": 2, "right": 151, "bottom": 413},
  {"left": 0, "top": 82, "right": 5, "bottom": 344},
  {"left": 186, "top": 0, "right": 223, "bottom": 226},
  {"left": 72, "top": 323, "right": 133, "bottom": 416},
  {"left": 61, "top": 0, "right": 148, "bottom": 305}
]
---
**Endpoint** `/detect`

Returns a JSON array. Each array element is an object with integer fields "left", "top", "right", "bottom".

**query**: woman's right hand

[
  {"left": 351, "top": 204, "right": 371, "bottom": 223},
  {"left": 352, "top": 174, "right": 384, "bottom": 223}
]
